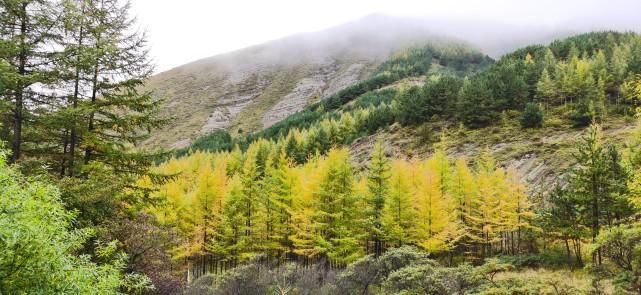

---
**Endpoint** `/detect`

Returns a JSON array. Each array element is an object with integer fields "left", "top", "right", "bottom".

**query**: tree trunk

[
  {"left": 84, "top": 65, "right": 99, "bottom": 164},
  {"left": 68, "top": 18, "right": 85, "bottom": 177},
  {"left": 11, "top": 3, "right": 28, "bottom": 163}
]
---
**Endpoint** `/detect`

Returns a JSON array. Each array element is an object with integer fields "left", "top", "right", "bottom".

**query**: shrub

[
  {"left": 0, "top": 151, "right": 146, "bottom": 293},
  {"left": 383, "top": 264, "right": 450, "bottom": 295}
]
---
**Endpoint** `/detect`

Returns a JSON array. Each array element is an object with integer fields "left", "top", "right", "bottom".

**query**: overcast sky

[{"left": 130, "top": 0, "right": 641, "bottom": 72}]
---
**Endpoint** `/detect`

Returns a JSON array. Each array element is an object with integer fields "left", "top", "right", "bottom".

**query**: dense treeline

[
  {"left": 153, "top": 117, "right": 641, "bottom": 293},
  {"left": 148, "top": 138, "right": 534, "bottom": 279},
  {"left": 396, "top": 32, "right": 641, "bottom": 128},
  {"left": 0, "top": 0, "right": 175, "bottom": 293}
]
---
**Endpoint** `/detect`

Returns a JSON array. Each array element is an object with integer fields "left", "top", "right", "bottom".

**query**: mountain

[
  {"left": 143, "top": 16, "right": 439, "bottom": 148},
  {"left": 142, "top": 15, "right": 572, "bottom": 149}
]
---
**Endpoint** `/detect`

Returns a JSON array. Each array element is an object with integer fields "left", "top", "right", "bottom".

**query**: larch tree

[
  {"left": 451, "top": 156, "right": 476, "bottom": 257},
  {"left": 261, "top": 149, "right": 297, "bottom": 260},
  {"left": 536, "top": 68, "right": 557, "bottom": 107},
  {"left": 414, "top": 151, "right": 460, "bottom": 254},
  {"left": 383, "top": 159, "right": 417, "bottom": 248},
  {"left": 312, "top": 148, "right": 363, "bottom": 266},
  {"left": 238, "top": 144, "right": 262, "bottom": 259},
  {"left": 209, "top": 175, "right": 244, "bottom": 267},
  {"left": 469, "top": 149, "right": 501, "bottom": 257}
]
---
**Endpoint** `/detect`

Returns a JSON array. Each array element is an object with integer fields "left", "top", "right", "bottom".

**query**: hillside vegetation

[
  {"left": 140, "top": 32, "right": 641, "bottom": 294},
  {"left": 4, "top": 2, "right": 641, "bottom": 293}
]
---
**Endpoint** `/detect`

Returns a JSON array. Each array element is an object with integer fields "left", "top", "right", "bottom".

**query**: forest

[{"left": 3, "top": 0, "right": 641, "bottom": 294}]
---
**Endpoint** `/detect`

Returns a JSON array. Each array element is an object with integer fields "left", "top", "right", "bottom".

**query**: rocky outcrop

[{"left": 261, "top": 62, "right": 371, "bottom": 129}]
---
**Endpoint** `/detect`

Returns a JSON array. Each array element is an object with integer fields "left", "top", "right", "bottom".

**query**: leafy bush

[
  {"left": 383, "top": 264, "right": 450, "bottom": 295},
  {"left": 0, "top": 150, "right": 149, "bottom": 293}
]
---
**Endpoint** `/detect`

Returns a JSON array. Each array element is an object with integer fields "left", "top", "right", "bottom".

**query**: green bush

[{"left": 0, "top": 150, "right": 149, "bottom": 293}]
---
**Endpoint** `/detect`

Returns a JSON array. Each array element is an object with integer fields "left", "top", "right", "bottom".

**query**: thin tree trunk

[
  {"left": 84, "top": 65, "right": 99, "bottom": 164},
  {"left": 68, "top": 8, "right": 85, "bottom": 177},
  {"left": 11, "top": 2, "right": 28, "bottom": 163}
]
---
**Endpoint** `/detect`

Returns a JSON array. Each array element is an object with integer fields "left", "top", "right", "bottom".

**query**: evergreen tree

[
  {"left": 366, "top": 138, "right": 391, "bottom": 256},
  {"left": 539, "top": 186, "right": 586, "bottom": 266},
  {"left": 421, "top": 75, "right": 462, "bottom": 118},
  {"left": 394, "top": 86, "right": 423, "bottom": 125},
  {"left": 55, "top": 0, "right": 165, "bottom": 177},
  {"left": 457, "top": 77, "right": 498, "bottom": 128},
  {"left": 0, "top": 0, "right": 58, "bottom": 162},
  {"left": 570, "top": 124, "right": 633, "bottom": 264},
  {"left": 520, "top": 103, "right": 544, "bottom": 128}
]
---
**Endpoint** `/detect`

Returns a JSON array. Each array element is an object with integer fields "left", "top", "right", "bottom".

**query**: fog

[{"left": 130, "top": 0, "right": 641, "bottom": 72}]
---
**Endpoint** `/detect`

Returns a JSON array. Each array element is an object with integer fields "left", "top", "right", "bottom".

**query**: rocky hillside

[
  {"left": 142, "top": 15, "right": 576, "bottom": 149},
  {"left": 143, "top": 16, "right": 452, "bottom": 148}
]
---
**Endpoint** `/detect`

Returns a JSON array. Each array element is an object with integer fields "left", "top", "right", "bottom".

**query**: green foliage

[
  {"left": 383, "top": 264, "right": 450, "bottom": 295},
  {"left": 177, "top": 130, "right": 233, "bottom": 156},
  {"left": 366, "top": 139, "right": 391, "bottom": 256},
  {"left": 0, "top": 150, "right": 150, "bottom": 294},
  {"left": 457, "top": 76, "right": 499, "bottom": 127},
  {"left": 520, "top": 103, "right": 544, "bottom": 128},
  {"left": 394, "top": 75, "right": 462, "bottom": 126},
  {"left": 375, "top": 42, "right": 492, "bottom": 77},
  {"left": 394, "top": 86, "right": 424, "bottom": 125},
  {"left": 591, "top": 224, "right": 641, "bottom": 293}
]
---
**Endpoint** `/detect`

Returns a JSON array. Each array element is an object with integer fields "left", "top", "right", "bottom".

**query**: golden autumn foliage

[{"left": 147, "top": 138, "right": 533, "bottom": 266}]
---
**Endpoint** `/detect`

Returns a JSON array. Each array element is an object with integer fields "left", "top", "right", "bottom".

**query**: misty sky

[{"left": 130, "top": 0, "right": 641, "bottom": 72}]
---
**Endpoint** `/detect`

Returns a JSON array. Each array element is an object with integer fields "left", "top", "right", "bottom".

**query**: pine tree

[
  {"left": 366, "top": 138, "right": 391, "bottom": 256},
  {"left": 394, "top": 86, "right": 424, "bottom": 125},
  {"left": 571, "top": 124, "right": 627, "bottom": 264}
]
